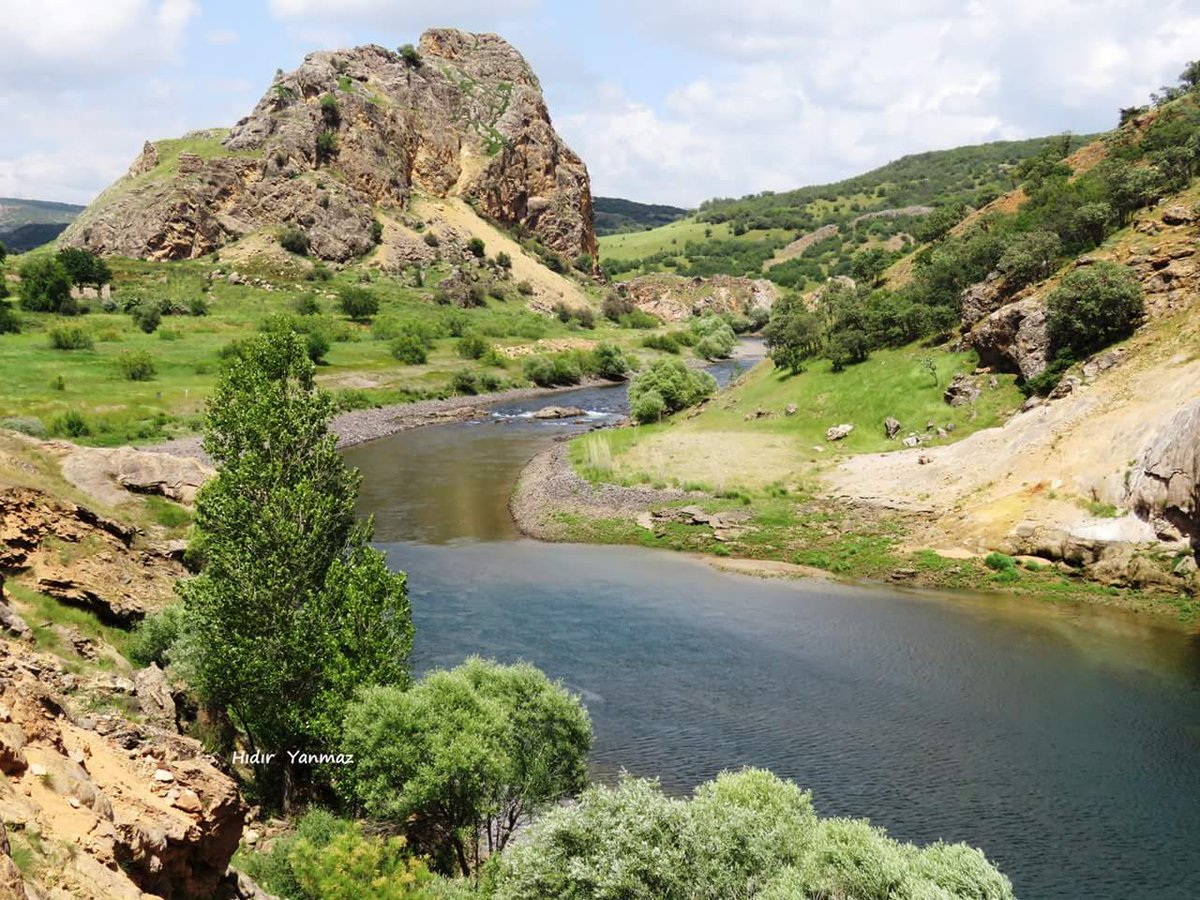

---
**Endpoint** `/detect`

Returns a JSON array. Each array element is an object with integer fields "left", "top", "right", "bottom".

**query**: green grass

[
  {"left": 597, "top": 218, "right": 794, "bottom": 261},
  {"left": 4, "top": 582, "right": 134, "bottom": 668},
  {"left": 0, "top": 254, "right": 644, "bottom": 446}
]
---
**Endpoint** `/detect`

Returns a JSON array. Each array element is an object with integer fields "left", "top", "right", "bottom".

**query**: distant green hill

[
  {"left": 0, "top": 197, "right": 85, "bottom": 251},
  {"left": 594, "top": 197, "right": 689, "bottom": 236},
  {"left": 698, "top": 135, "right": 1094, "bottom": 232},
  {"left": 599, "top": 134, "right": 1098, "bottom": 288}
]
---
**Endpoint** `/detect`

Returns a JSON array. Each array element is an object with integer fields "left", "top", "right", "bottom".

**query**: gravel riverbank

[
  {"left": 149, "top": 380, "right": 611, "bottom": 460},
  {"left": 509, "top": 438, "right": 687, "bottom": 540}
]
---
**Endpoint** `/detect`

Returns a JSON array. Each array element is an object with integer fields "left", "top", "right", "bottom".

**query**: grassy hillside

[
  {"left": 598, "top": 135, "right": 1094, "bottom": 290},
  {"left": 0, "top": 217, "right": 670, "bottom": 446},
  {"left": 0, "top": 197, "right": 84, "bottom": 251},
  {"left": 593, "top": 197, "right": 689, "bottom": 236}
]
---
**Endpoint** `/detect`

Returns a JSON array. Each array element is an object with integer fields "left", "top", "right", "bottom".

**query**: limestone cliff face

[{"left": 61, "top": 29, "right": 597, "bottom": 264}]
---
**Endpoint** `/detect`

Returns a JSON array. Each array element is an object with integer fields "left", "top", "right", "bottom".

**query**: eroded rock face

[
  {"left": 0, "top": 486, "right": 185, "bottom": 625},
  {"left": 61, "top": 30, "right": 597, "bottom": 265},
  {"left": 0, "top": 641, "right": 245, "bottom": 899},
  {"left": 616, "top": 273, "right": 777, "bottom": 323},
  {"left": 1126, "top": 400, "right": 1200, "bottom": 546}
]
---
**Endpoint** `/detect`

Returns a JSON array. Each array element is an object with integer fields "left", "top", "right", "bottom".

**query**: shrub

[
  {"left": 342, "top": 658, "right": 591, "bottom": 877},
  {"left": 0, "top": 301, "right": 20, "bottom": 334},
  {"left": 628, "top": 358, "right": 717, "bottom": 423},
  {"left": 602, "top": 292, "right": 634, "bottom": 321},
  {"left": 515, "top": 279, "right": 534, "bottom": 295},
  {"left": 293, "top": 294, "right": 321, "bottom": 316},
  {"left": 0, "top": 416, "right": 46, "bottom": 438},
  {"left": 984, "top": 551, "right": 1016, "bottom": 572},
  {"left": 997, "top": 230, "right": 1062, "bottom": 289},
  {"left": 18, "top": 256, "right": 74, "bottom": 313},
  {"left": 693, "top": 316, "right": 737, "bottom": 359},
  {"left": 630, "top": 389, "right": 667, "bottom": 423},
  {"left": 319, "top": 93, "right": 340, "bottom": 128},
  {"left": 370, "top": 219, "right": 384, "bottom": 245},
  {"left": 495, "top": 251, "right": 512, "bottom": 269},
  {"left": 48, "top": 324, "right": 93, "bottom": 350},
  {"left": 423, "top": 232, "right": 440, "bottom": 248},
  {"left": 305, "top": 330, "right": 331, "bottom": 364},
  {"left": 491, "top": 770, "right": 1012, "bottom": 900},
  {"left": 593, "top": 343, "right": 629, "bottom": 380},
  {"left": 128, "top": 604, "right": 185, "bottom": 667},
  {"left": 574, "top": 252, "right": 594, "bottom": 272},
  {"left": 132, "top": 302, "right": 163, "bottom": 334},
  {"left": 574, "top": 306, "right": 596, "bottom": 329},
  {"left": 390, "top": 334, "right": 427, "bottom": 365},
  {"left": 451, "top": 368, "right": 482, "bottom": 395},
  {"left": 524, "top": 354, "right": 583, "bottom": 388},
  {"left": 398, "top": 43, "right": 421, "bottom": 66},
  {"left": 466, "top": 237, "right": 486, "bottom": 258},
  {"left": 279, "top": 225, "right": 311, "bottom": 256},
  {"left": 642, "top": 332, "right": 680, "bottom": 354},
  {"left": 619, "top": 308, "right": 659, "bottom": 329},
  {"left": 308, "top": 262, "right": 334, "bottom": 282},
  {"left": 316, "top": 129, "right": 339, "bottom": 163},
  {"left": 51, "top": 409, "right": 90, "bottom": 438},
  {"left": 1046, "top": 262, "right": 1143, "bottom": 355},
  {"left": 456, "top": 334, "right": 488, "bottom": 359},
  {"left": 1020, "top": 348, "right": 1075, "bottom": 397},
  {"left": 337, "top": 286, "right": 379, "bottom": 322},
  {"left": 115, "top": 349, "right": 157, "bottom": 381},
  {"left": 188, "top": 296, "right": 210, "bottom": 316}
]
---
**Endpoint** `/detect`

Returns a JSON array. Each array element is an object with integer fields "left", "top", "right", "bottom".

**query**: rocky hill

[{"left": 60, "top": 29, "right": 598, "bottom": 268}]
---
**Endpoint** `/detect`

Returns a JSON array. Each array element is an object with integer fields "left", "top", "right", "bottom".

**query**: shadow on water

[{"left": 343, "top": 341, "right": 1200, "bottom": 900}]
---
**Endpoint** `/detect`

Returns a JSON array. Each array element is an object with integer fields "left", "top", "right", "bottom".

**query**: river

[{"left": 343, "top": 350, "right": 1200, "bottom": 899}]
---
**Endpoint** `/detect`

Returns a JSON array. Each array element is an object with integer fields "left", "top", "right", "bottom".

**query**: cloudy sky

[{"left": 3, "top": 0, "right": 1200, "bottom": 207}]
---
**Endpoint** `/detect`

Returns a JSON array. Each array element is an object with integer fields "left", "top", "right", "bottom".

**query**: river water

[{"left": 344, "top": 351, "right": 1200, "bottom": 899}]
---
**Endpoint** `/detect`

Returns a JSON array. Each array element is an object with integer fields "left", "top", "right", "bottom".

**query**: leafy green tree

[
  {"left": 176, "top": 333, "right": 412, "bottom": 806},
  {"left": 0, "top": 240, "right": 7, "bottom": 263},
  {"left": 1179, "top": 59, "right": 1200, "bottom": 90},
  {"left": 466, "top": 237, "right": 486, "bottom": 258},
  {"left": 390, "top": 333, "right": 428, "bottom": 365},
  {"left": 627, "top": 358, "right": 717, "bottom": 423},
  {"left": 996, "top": 230, "right": 1061, "bottom": 289},
  {"left": 56, "top": 247, "right": 111, "bottom": 290},
  {"left": 342, "top": 658, "right": 592, "bottom": 877},
  {"left": 764, "top": 292, "right": 822, "bottom": 373},
  {"left": 1067, "top": 202, "right": 1114, "bottom": 249},
  {"left": 279, "top": 225, "right": 311, "bottom": 256},
  {"left": 912, "top": 203, "right": 967, "bottom": 244},
  {"left": 1046, "top": 261, "right": 1143, "bottom": 355},
  {"left": 850, "top": 247, "right": 890, "bottom": 285},
  {"left": 18, "top": 256, "right": 74, "bottom": 313},
  {"left": 1101, "top": 160, "right": 1163, "bottom": 223},
  {"left": 492, "top": 770, "right": 1013, "bottom": 900},
  {"left": 692, "top": 315, "right": 736, "bottom": 359},
  {"left": 338, "top": 285, "right": 379, "bottom": 321}
]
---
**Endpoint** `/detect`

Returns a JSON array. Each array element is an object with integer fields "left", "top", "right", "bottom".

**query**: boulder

[
  {"left": 942, "top": 374, "right": 982, "bottom": 407},
  {"left": 959, "top": 272, "right": 1006, "bottom": 330},
  {"left": 133, "top": 664, "right": 178, "bottom": 730},
  {"left": 884, "top": 417, "right": 901, "bottom": 439},
  {"left": 532, "top": 405, "right": 585, "bottom": 420},
  {"left": 825, "top": 424, "right": 854, "bottom": 442},
  {"left": 967, "top": 296, "right": 1051, "bottom": 379},
  {"left": 1161, "top": 205, "right": 1196, "bottom": 226}
]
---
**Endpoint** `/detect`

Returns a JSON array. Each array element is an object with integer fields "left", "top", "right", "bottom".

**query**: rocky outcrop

[
  {"left": 0, "top": 641, "right": 245, "bottom": 899},
  {"left": 968, "top": 295, "right": 1050, "bottom": 380},
  {"left": 616, "top": 274, "right": 777, "bottom": 323},
  {"left": 1125, "top": 400, "right": 1200, "bottom": 546},
  {"left": 59, "top": 443, "right": 214, "bottom": 506},
  {"left": 0, "top": 486, "right": 185, "bottom": 625},
  {"left": 61, "top": 30, "right": 597, "bottom": 265}
]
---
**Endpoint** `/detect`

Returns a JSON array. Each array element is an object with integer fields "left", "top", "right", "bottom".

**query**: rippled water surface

[{"left": 344, "top": 350, "right": 1200, "bottom": 900}]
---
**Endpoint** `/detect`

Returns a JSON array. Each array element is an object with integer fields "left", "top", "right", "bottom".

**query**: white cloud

[
  {"left": 0, "top": 0, "right": 198, "bottom": 77},
  {"left": 206, "top": 29, "right": 240, "bottom": 45},
  {"left": 267, "top": 0, "right": 536, "bottom": 28},
  {"left": 570, "top": 0, "right": 1200, "bottom": 203}
]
